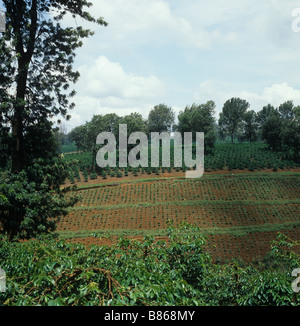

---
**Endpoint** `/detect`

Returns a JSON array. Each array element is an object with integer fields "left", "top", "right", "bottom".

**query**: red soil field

[{"left": 58, "top": 172, "right": 300, "bottom": 263}]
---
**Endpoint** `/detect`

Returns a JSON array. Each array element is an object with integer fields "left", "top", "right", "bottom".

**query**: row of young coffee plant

[{"left": 62, "top": 142, "right": 299, "bottom": 183}]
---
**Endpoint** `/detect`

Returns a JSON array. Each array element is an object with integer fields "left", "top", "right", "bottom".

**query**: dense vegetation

[
  {"left": 56, "top": 169, "right": 299, "bottom": 264},
  {"left": 67, "top": 99, "right": 300, "bottom": 167},
  {"left": 0, "top": 1, "right": 299, "bottom": 307},
  {"left": 0, "top": 225, "right": 299, "bottom": 306},
  {"left": 0, "top": 0, "right": 106, "bottom": 241},
  {"left": 62, "top": 142, "right": 299, "bottom": 184}
]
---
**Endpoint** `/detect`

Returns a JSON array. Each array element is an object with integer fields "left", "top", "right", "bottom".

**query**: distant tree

[
  {"left": 256, "top": 104, "right": 277, "bottom": 140},
  {"left": 81, "top": 114, "right": 120, "bottom": 170},
  {"left": 54, "top": 123, "right": 68, "bottom": 152},
  {"left": 69, "top": 125, "right": 87, "bottom": 152},
  {"left": 121, "top": 112, "right": 148, "bottom": 136},
  {"left": 177, "top": 101, "right": 217, "bottom": 154},
  {"left": 261, "top": 114, "right": 282, "bottom": 152},
  {"left": 279, "top": 102, "right": 300, "bottom": 162},
  {"left": 217, "top": 114, "right": 227, "bottom": 142},
  {"left": 257, "top": 104, "right": 276, "bottom": 125},
  {"left": 100, "top": 113, "right": 121, "bottom": 137},
  {"left": 148, "top": 104, "right": 175, "bottom": 134},
  {"left": 219, "top": 98, "right": 250, "bottom": 143},
  {"left": 278, "top": 100, "right": 295, "bottom": 121},
  {"left": 242, "top": 110, "right": 259, "bottom": 142},
  {"left": 280, "top": 119, "right": 300, "bottom": 163},
  {"left": 295, "top": 105, "right": 300, "bottom": 122},
  {"left": 261, "top": 101, "right": 300, "bottom": 162},
  {"left": 85, "top": 116, "right": 103, "bottom": 170}
]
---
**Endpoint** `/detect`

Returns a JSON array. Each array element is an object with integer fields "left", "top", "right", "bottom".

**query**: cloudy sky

[{"left": 4, "top": 1, "right": 300, "bottom": 131}]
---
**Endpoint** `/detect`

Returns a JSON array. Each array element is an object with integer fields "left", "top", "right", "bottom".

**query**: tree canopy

[
  {"left": 0, "top": 0, "right": 107, "bottom": 241},
  {"left": 218, "top": 97, "right": 250, "bottom": 143},
  {"left": 262, "top": 101, "right": 300, "bottom": 162},
  {"left": 147, "top": 104, "right": 175, "bottom": 134},
  {"left": 177, "top": 101, "right": 217, "bottom": 154},
  {"left": 0, "top": 0, "right": 107, "bottom": 173}
]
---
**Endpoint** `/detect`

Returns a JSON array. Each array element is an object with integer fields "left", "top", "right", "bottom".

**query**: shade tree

[
  {"left": 218, "top": 98, "right": 250, "bottom": 143},
  {"left": 0, "top": 0, "right": 107, "bottom": 241}
]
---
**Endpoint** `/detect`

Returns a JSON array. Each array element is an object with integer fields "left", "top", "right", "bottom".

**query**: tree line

[
  {"left": 218, "top": 98, "right": 300, "bottom": 163},
  {"left": 68, "top": 98, "right": 300, "bottom": 164}
]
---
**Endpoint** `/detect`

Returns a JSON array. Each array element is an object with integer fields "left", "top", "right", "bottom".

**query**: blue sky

[
  {"left": 2, "top": 1, "right": 300, "bottom": 131},
  {"left": 63, "top": 0, "right": 300, "bottom": 131}
]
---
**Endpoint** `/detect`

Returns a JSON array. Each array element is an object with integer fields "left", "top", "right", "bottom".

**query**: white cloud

[
  {"left": 77, "top": 56, "right": 165, "bottom": 100},
  {"left": 88, "top": 0, "right": 241, "bottom": 50},
  {"left": 60, "top": 0, "right": 300, "bottom": 131},
  {"left": 64, "top": 95, "right": 155, "bottom": 132},
  {"left": 63, "top": 56, "right": 166, "bottom": 130},
  {"left": 262, "top": 83, "right": 300, "bottom": 106},
  {"left": 194, "top": 81, "right": 300, "bottom": 114}
]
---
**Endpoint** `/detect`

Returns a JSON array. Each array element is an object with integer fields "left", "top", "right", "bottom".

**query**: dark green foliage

[
  {"left": 148, "top": 104, "right": 175, "bottom": 134},
  {"left": 0, "top": 0, "right": 107, "bottom": 173},
  {"left": 177, "top": 101, "right": 217, "bottom": 155},
  {"left": 219, "top": 98, "right": 250, "bottom": 143},
  {"left": 62, "top": 142, "right": 299, "bottom": 179},
  {"left": 0, "top": 227, "right": 299, "bottom": 306},
  {"left": 0, "top": 158, "right": 78, "bottom": 241},
  {"left": 262, "top": 115, "right": 283, "bottom": 152},
  {"left": 0, "top": 0, "right": 106, "bottom": 241},
  {"left": 261, "top": 101, "right": 300, "bottom": 163},
  {"left": 90, "top": 171, "right": 98, "bottom": 180},
  {"left": 241, "top": 110, "right": 259, "bottom": 142}
]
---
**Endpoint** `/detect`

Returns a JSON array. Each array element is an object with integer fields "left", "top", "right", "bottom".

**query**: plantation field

[
  {"left": 62, "top": 143, "right": 299, "bottom": 184},
  {"left": 57, "top": 171, "right": 300, "bottom": 263}
]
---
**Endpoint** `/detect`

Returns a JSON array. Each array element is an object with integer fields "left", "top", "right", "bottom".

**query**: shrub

[
  {"left": 90, "top": 171, "right": 98, "bottom": 180},
  {"left": 0, "top": 229, "right": 298, "bottom": 306}
]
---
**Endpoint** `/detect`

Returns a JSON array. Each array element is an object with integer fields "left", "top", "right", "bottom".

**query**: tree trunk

[
  {"left": 11, "top": 0, "right": 37, "bottom": 173},
  {"left": 11, "top": 111, "right": 24, "bottom": 173},
  {"left": 11, "top": 62, "right": 28, "bottom": 173}
]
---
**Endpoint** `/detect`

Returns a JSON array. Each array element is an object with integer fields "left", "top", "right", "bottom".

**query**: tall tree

[
  {"left": 261, "top": 101, "right": 300, "bottom": 162},
  {"left": 256, "top": 104, "right": 276, "bottom": 126},
  {"left": 148, "top": 104, "right": 175, "bottom": 134},
  {"left": 219, "top": 97, "right": 250, "bottom": 143},
  {"left": 278, "top": 100, "right": 295, "bottom": 121},
  {"left": 68, "top": 124, "right": 87, "bottom": 152},
  {"left": 256, "top": 104, "right": 276, "bottom": 140},
  {"left": 121, "top": 112, "right": 148, "bottom": 136},
  {"left": 86, "top": 113, "right": 120, "bottom": 170},
  {"left": 0, "top": 0, "right": 107, "bottom": 173},
  {"left": 261, "top": 113, "right": 283, "bottom": 152},
  {"left": 242, "top": 110, "right": 258, "bottom": 142},
  {"left": 0, "top": 1, "right": 107, "bottom": 241},
  {"left": 177, "top": 101, "right": 216, "bottom": 154}
]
